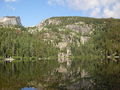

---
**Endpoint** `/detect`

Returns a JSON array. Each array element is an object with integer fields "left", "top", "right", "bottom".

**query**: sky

[{"left": 0, "top": 0, "right": 120, "bottom": 26}]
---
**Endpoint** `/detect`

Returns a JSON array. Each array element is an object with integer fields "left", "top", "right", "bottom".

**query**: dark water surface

[{"left": 0, "top": 59, "right": 120, "bottom": 90}]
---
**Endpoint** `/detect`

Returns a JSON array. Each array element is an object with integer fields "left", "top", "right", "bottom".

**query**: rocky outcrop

[
  {"left": 81, "top": 36, "right": 90, "bottom": 44},
  {"left": 0, "top": 16, "right": 22, "bottom": 26},
  {"left": 66, "top": 24, "right": 92, "bottom": 35},
  {"left": 35, "top": 17, "right": 94, "bottom": 63},
  {"left": 45, "top": 18, "right": 61, "bottom": 25},
  {"left": 36, "top": 18, "right": 61, "bottom": 31}
]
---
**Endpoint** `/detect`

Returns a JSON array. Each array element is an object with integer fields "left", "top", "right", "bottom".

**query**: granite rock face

[
  {"left": 0, "top": 16, "right": 22, "bottom": 26},
  {"left": 66, "top": 24, "right": 92, "bottom": 35}
]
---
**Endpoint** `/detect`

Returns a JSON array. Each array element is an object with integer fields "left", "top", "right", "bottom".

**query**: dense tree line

[
  {"left": 80, "top": 18, "right": 120, "bottom": 89},
  {"left": 67, "top": 18, "right": 120, "bottom": 89},
  {"left": 91, "top": 18, "right": 120, "bottom": 61},
  {"left": 0, "top": 27, "right": 58, "bottom": 58}
]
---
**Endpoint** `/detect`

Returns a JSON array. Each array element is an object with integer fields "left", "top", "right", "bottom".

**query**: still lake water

[{"left": 0, "top": 59, "right": 120, "bottom": 90}]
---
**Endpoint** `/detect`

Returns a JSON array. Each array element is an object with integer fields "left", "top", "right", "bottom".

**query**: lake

[{"left": 0, "top": 59, "right": 120, "bottom": 90}]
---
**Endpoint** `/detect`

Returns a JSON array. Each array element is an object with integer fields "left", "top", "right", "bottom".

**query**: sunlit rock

[
  {"left": 81, "top": 36, "right": 90, "bottom": 44},
  {"left": 0, "top": 16, "right": 22, "bottom": 26},
  {"left": 81, "top": 69, "right": 89, "bottom": 78},
  {"left": 57, "top": 65, "right": 68, "bottom": 73},
  {"left": 5, "top": 57, "right": 14, "bottom": 62}
]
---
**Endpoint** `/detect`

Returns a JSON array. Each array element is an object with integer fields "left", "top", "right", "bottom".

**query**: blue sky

[{"left": 0, "top": 0, "right": 120, "bottom": 26}]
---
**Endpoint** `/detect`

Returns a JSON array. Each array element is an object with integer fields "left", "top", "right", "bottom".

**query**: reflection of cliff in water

[
  {"left": 0, "top": 60, "right": 92, "bottom": 90},
  {"left": 56, "top": 61, "right": 92, "bottom": 90}
]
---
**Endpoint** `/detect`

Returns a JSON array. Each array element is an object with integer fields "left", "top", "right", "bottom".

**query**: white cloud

[
  {"left": 67, "top": 0, "right": 100, "bottom": 10},
  {"left": 103, "top": 3, "right": 120, "bottom": 18},
  {"left": 48, "top": 0, "right": 65, "bottom": 6},
  {"left": 48, "top": 0, "right": 120, "bottom": 18},
  {"left": 4, "top": 0, "right": 17, "bottom": 2},
  {"left": 103, "top": 8, "right": 115, "bottom": 17},
  {"left": 91, "top": 7, "right": 101, "bottom": 17},
  {"left": 6, "top": 5, "right": 16, "bottom": 11}
]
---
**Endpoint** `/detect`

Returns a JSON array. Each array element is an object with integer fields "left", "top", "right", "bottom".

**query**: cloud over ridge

[{"left": 48, "top": 0, "right": 120, "bottom": 18}]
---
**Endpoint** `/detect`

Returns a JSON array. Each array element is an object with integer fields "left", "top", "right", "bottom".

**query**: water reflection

[
  {"left": 21, "top": 87, "right": 36, "bottom": 90},
  {"left": 0, "top": 59, "right": 120, "bottom": 90}
]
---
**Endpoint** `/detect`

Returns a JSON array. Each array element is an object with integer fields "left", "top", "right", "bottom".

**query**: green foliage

[
  {"left": 79, "top": 18, "right": 120, "bottom": 89},
  {"left": 50, "top": 16, "right": 106, "bottom": 25},
  {"left": 0, "top": 17, "right": 120, "bottom": 89},
  {"left": 0, "top": 26, "right": 58, "bottom": 58},
  {"left": 65, "top": 17, "right": 120, "bottom": 89},
  {"left": 91, "top": 18, "right": 120, "bottom": 59}
]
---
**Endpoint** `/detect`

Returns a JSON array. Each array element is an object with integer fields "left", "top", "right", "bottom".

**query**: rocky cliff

[
  {"left": 16, "top": 16, "right": 106, "bottom": 63},
  {"left": 30, "top": 16, "right": 104, "bottom": 63},
  {"left": 0, "top": 16, "right": 22, "bottom": 26},
  {"left": 35, "top": 17, "right": 101, "bottom": 45}
]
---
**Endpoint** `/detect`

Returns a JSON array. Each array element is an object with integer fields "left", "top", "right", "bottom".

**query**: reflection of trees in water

[
  {"left": 90, "top": 60, "right": 120, "bottom": 90},
  {"left": 0, "top": 60, "right": 93, "bottom": 90},
  {"left": 1, "top": 59, "right": 119, "bottom": 90}
]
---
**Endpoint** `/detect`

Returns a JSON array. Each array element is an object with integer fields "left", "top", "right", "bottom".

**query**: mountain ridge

[{"left": 0, "top": 16, "right": 120, "bottom": 63}]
